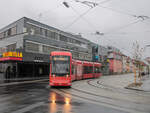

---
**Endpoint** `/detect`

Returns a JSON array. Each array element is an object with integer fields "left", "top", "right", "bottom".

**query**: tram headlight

[
  {"left": 66, "top": 74, "right": 69, "bottom": 77},
  {"left": 52, "top": 74, "right": 55, "bottom": 77}
]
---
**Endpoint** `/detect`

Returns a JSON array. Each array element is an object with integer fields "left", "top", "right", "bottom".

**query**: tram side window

[
  {"left": 72, "top": 64, "right": 74, "bottom": 75},
  {"left": 83, "top": 66, "right": 88, "bottom": 74},
  {"left": 0, "top": 63, "right": 3, "bottom": 73},
  {"left": 94, "top": 67, "right": 101, "bottom": 73},
  {"left": 89, "top": 66, "right": 93, "bottom": 73},
  {"left": 83, "top": 66, "right": 93, "bottom": 74}
]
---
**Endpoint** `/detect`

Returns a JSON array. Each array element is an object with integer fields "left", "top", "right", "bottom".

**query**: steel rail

[{"left": 54, "top": 88, "right": 146, "bottom": 113}]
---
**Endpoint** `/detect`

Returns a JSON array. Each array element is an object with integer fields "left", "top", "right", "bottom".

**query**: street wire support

[
  {"left": 75, "top": 0, "right": 98, "bottom": 8},
  {"left": 62, "top": 0, "right": 150, "bottom": 56}
]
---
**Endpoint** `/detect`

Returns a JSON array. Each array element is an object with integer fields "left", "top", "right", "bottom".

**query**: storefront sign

[
  {"left": 34, "top": 57, "right": 44, "bottom": 62},
  {"left": 2, "top": 52, "right": 23, "bottom": 58}
]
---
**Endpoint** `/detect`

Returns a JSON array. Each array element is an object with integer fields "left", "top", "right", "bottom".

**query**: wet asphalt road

[{"left": 0, "top": 81, "right": 129, "bottom": 113}]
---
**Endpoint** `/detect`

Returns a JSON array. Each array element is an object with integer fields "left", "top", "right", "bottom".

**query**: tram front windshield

[{"left": 51, "top": 56, "right": 70, "bottom": 76}]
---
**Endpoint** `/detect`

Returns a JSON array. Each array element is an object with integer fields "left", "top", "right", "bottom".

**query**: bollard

[{"left": 134, "top": 68, "right": 136, "bottom": 84}]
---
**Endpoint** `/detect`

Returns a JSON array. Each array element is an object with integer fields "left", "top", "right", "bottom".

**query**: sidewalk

[
  {"left": 100, "top": 73, "right": 135, "bottom": 89},
  {"left": 99, "top": 73, "right": 150, "bottom": 92},
  {"left": 125, "top": 75, "right": 150, "bottom": 92}
]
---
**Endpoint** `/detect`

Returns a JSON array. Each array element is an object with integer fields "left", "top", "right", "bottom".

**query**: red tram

[{"left": 49, "top": 51, "right": 102, "bottom": 87}]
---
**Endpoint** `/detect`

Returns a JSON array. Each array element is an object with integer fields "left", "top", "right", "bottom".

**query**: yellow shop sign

[{"left": 3, "top": 52, "right": 23, "bottom": 58}]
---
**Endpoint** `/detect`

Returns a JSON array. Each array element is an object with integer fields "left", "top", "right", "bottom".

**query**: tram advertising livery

[{"left": 49, "top": 51, "right": 102, "bottom": 87}]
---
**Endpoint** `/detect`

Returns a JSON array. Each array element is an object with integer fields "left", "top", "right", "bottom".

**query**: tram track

[
  {"left": 52, "top": 88, "right": 147, "bottom": 113},
  {"left": 50, "top": 78, "right": 150, "bottom": 113},
  {"left": 71, "top": 86, "right": 149, "bottom": 105},
  {"left": 87, "top": 79, "right": 150, "bottom": 97}
]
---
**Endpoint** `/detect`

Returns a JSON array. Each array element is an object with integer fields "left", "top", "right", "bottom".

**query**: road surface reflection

[{"left": 49, "top": 91, "right": 72, "bottom": 113}]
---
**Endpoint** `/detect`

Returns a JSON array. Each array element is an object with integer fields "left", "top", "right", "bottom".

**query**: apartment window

[
  {"left": 0, "top": 26, "right": 17, "bottom": 39},
  {"left": 34, "top": 26, "right": 40, "bottom": 35},
  {"left": 26, "top": 23, "right": 40, "bottom": 35},
  {"left": 45, "top": 30, "right": 48, "bottom": 37},
  {"left": 51, "top": 32, "right": 56, "bottom": 39},
  {"left": 59, "top": 48, "right": 67, "bottom": 51},
  {"left": 68, "top": 38, "right": 73, "bottom": 43},
  {"left": 72, "top": 52, "right": 79, "bottom": 59},
  {"left": 39, "top": 28, "right": 48, "bottom": 37},
  {"left": 7, "top": 43, "right": 16, "bottom": 52},
  {"left": 47, "top": 31, "right": 57, "bottom": 40},
  {"left": 60, "top": 35, "right": 68, "bottom": 42},
  {"left": 26, "top": 41, "right": 39, "bottom": 52},
  {"left": 79, "top": 53, "right": 84, "bottom": 59},
  {"left": 4, "top": 31, "right": 8, "bottom": 37},
  {"left": 81, "top": 43, "right": 88, "bottom": 48},
  {"left": 40, "top": 28, "right": 43, "bottom": 35},
  {"left": 7, "top": 28, "right": 11, "bottom": 36},
  {"left": 0, "top": 32, "right": 4, "bottom": 40},
  {"left": 11, "top": 26, "right": 17, "bottom": 35},
  {"left": 43, "top": 45, "right": 57, "bottom": 53},
  {"left": 75, "top": 40, "right": 81, "bottom": 45},
  {"left": 108, "top": 53, "right": 114, "bottom": 59},
  {"left": 0, "top": 47, "right": 6, "bottom": 54}
]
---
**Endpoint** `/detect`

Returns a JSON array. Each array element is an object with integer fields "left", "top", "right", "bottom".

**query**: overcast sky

[{"left": 0, "top": 0, "right": 150, "bottom": 58}]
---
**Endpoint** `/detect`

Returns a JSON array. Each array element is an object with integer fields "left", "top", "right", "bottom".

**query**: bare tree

[{"left": 132, "top": 41, "right": 144, "bottom": 84}]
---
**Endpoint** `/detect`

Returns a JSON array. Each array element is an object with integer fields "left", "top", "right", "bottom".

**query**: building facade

[
  {"left": 91, "top": 43, "right": 109, "bottom": 75},
  {"left": 0, "top": 17, "right": 93, "bottom": 79},
  {"left": 107, "top": 46, "right": 123, "bottom": 75}
]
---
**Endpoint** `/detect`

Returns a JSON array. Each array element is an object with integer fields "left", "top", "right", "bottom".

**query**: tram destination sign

[
  {"left": 53, "top": 56, "right": 69, "bottom": 61},
  {"left": 2, "top": 52, "right": 23, "bottom": 58}
]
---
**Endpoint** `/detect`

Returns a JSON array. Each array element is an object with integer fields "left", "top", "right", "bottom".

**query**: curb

[
  {"left": 0, "top": 79, "right": 49, "bottom": 87},
  {"left": 124, "top": 86, "right": 150, "bottom": 92}
]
